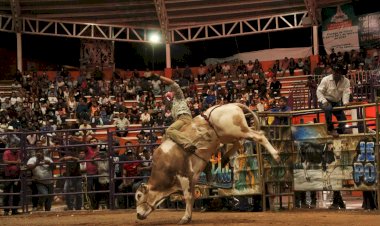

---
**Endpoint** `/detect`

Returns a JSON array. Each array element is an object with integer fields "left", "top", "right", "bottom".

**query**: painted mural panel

[
  {"left": 219, "top": 141, "right": 262, "bottom": 196},
  {"left": 195, "top": 141, "right": 262, "bottom": 198},
  {"left": 292, "top": 124, "right": 377, "bottom": 191}
]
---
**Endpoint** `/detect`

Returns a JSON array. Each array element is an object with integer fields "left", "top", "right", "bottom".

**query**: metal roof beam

[
  {"left": 154, "top": 0, "right": 169, "bottom": 42},
  {"left": 90, "top": 17, "right": 158, "bottom": 25},
  {"left": 21, "top": 1, "right": 152, "bottom": 11},
  {"left": 27, "top": 9, "right": 156, "bottom": 19},
  {"left": 168, "top": 3, "right": 305, "bottom": 19},
  {"left": 166, "top": 0, "right": 292, "bottom": 11},
  {"left": 16, "top": 16, "right": 161, "bottom": 43}
]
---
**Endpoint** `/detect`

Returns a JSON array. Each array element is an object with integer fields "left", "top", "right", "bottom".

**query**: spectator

[
  {"left": 221, "top": 62, "right": 231, "bottom": 78},
  {"left": 93, "top": 66, "right": 104, "bottom": 81},
  {"left": 246, "top": 60, "right": 254, "bottom": 76},
  {"left": 58, "top": 151, "right": 82, "bottom": 211},
  {"left": 113, "top": 112, "right": 131, "bottom": 137},
  {"left": 94, "top": 150, "right": 110, "bottom": 209},
  {"left": 119, "top": 149, "right": 142, "bottom": 208},
  {"left": 76, "top": 98, "right": 90, "bottom": 120},
  {"left": 306, "top": 76, "right": 318, "bottom": 109},
  {"left": 77, "top": 120, "right": 94, "bottom": 141},
  {"left": 288, "top": 58, "right": 297, "bottom": 76},
  {"left": 197, "top": 64, "right": 207, "bottom": 82},
  {"left": 27, "top": 148, "right": 54, "bottom": 211},
  {"left": 297, "top": 58, "right": 304, "bottom": 70},
  {"left": 281, "top": 57, "right": 290, "bottom": 76},
  {"left": 140, "top": 109, "right": 151, "bottom": 127},
  {"left": 270, "top": 96, "right": 291, "bottom": 125},
  {"left": 150, "top": 76, "right": 162, "bottom": 96},
  {"left": 303, "top": 58, "right": 311, "bottom": 75},
  {"left": 90, "top": 111, "right": 104, "bottom": 126},
  {"left": 2, "top": 142, "right": 21, "bottom": 215},
  {"left": 269, "top": 76, "right": 282, "bottom": 98},
  {"left": 183, "top": 65, "right": 192, "bottom": 82},
  {"left": 272, "top": 60, "right": 281, "bottom": 75},
  {"left": 84, "top": 138, "right": 100, "bottom": 209},
  {"left": 253, "top": 59, "right": 262, "bottom": 74},
  {"left": 138, "top": 148, "right": 152, "bottom": 183}
]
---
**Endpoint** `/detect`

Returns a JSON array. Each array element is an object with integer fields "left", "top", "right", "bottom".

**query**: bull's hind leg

[
  {"left": 177, "top": 175, "right": 194, "bottom": 225},
  {"left": 246, "top": 129, "right": 280, "bottom": 162}
]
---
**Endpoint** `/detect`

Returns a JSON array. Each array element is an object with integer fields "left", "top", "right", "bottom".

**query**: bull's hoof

[
  {"left": 178, "top": 217, "right": 191, "bottom": 225},
  {"left": 306, "top": 177, "right": 311, "bottom": 182}
]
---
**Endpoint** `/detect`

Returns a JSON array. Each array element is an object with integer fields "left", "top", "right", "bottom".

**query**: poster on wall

[
  {"left": 358, "top": 12, "right": 380, "bottom": 49},
  {"left": 322, "top": 4, "right": 360, "bottom": 55},
  {"left": 292, "top": 124, "right": 377, "bottom": 191}
]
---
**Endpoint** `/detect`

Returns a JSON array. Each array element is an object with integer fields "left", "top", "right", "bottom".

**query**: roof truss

[{"left": 0, "top": 11, "right": 310, "bottom": 43}]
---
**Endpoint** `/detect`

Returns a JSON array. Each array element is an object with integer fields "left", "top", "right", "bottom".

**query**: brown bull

[{"left": 135, "top": 103, "right": 279, "bottom": 224}]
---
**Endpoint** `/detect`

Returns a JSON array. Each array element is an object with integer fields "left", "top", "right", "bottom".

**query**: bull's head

[{"left": 136, "top": 183, "right": 167, "bottom": 220}]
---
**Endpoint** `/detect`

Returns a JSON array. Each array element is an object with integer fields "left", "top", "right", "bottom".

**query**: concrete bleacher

[{"left": 0, "top": 80, "right": 21, "bottom": 96}]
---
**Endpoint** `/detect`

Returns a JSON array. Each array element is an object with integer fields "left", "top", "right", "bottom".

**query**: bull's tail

[{"left": 234, "top": 103, "right": 261, "bottom": 130}]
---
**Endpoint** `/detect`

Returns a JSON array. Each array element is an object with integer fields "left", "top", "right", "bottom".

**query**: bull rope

[{"left": 200, "top": 104, "right": 223, "bottom": 138}]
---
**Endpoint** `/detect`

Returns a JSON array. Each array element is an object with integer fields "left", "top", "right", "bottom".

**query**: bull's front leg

[
  {"left": 247, "top": 130, "right": 280, "bottom": 162},
  {"left": 177, "top": 175, "right": 194, "bottom": 225}
]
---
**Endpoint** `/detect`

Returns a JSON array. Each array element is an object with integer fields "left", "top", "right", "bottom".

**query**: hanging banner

[
  {"left": 292, "top": 124, "right": 377, "bottom": 191},
  {"left": 322, "top": 4, "right": 360, "bottom": 55},
  {"left": 358, "top": 12, "right": 380, "bottom": 49}
]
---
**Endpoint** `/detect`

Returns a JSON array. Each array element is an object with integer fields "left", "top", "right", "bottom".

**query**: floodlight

[{"left": 149, "top": 33, "right": 161, "bottom": 44}]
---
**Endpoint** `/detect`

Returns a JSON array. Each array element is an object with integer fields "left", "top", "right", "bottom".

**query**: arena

[{"left": 1, "top": 0, "right": 379, "bottom": 225}]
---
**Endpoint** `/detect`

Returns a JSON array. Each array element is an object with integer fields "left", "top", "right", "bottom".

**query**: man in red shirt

[
  {"left": 85, "top": 138, "right": 99, "bottom": 209},
  {"left": 2, "top": 143, "right": 21, "bottom": 215},
  {"left": 119, "top": 150, "right": 142, "bottom": 208}
]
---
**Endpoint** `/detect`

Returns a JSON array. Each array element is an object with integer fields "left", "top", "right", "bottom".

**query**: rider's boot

[{"left": 183, "top": 144, "right": 197, "bottom": 153}]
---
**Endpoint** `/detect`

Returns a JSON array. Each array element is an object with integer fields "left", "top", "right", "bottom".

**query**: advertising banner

[{"left": 322, "top": 4, "right": 359, "bottom": 55}]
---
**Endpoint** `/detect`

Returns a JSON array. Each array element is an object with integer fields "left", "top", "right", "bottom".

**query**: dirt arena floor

[{"left": 1, "top": 209, "right": 380, "bottom": 226}]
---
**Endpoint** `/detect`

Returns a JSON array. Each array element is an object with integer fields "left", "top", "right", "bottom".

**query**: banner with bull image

[{"left": 292, "top": 125, "right": 377, "bottom": 191}]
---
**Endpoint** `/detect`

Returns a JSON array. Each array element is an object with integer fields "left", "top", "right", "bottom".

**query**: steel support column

[{"left": 165, "top": 43, "right": 171, "bottom": 69}]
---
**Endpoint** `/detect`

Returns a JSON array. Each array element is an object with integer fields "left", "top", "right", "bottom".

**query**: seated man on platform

[{"left": 317, "top": 64, "right": 350, "bottom": 136}]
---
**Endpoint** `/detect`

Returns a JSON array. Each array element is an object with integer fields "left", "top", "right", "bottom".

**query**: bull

[{"left": 135, "top": 103, "right": 280, "bottom": 224}]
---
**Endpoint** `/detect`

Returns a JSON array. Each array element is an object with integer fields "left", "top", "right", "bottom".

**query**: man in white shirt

[
  {"left": 317, "top": 64, "right": 351, "bottom": 135},
  {"left": 78, "top": 120, "right": 94, "bottom": 140},
  {"left": 27, "top": 149, "right": 54, "bottom": 211},
  {"left": 113, "top": 112, "right": 131, "bottom": 137},
  {"left": 140, "top": 109, "right": 151, "bottom": 127}
]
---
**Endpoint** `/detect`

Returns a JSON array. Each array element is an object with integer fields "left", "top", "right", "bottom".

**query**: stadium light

[{"left": 149, "top": 33, "right": 161, "bottom": 44}]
